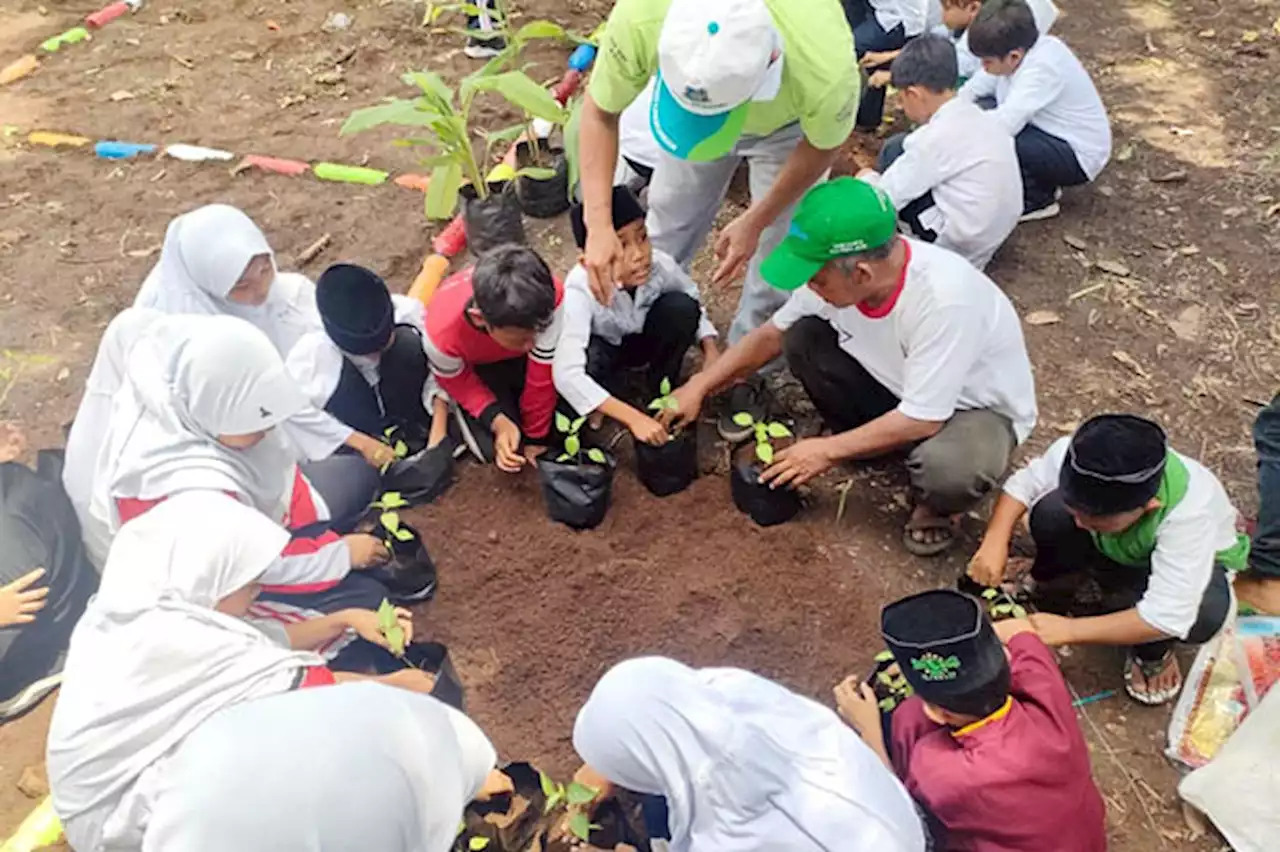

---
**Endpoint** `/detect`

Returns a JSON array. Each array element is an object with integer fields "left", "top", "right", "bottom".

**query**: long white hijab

[
  {"left": 64, "top": 309, "right": 308, "bottom": 565},
  {"left": 573, "top": 657, "right": 926, "bottom": 852},
  {"left": 135, "top": 204, "right": 321, "bottom": 355},
  {"left": 143, "top": 683, "right": 497, "bottom": 852},
  {"left": 47, "top": 492, "right": 325, "bottom": 851}
]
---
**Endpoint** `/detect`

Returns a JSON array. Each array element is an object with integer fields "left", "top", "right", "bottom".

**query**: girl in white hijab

[
  {"left": 135, "top": 203, "right": 397, "bottom": 468},
  {"left": 47, "top": 492, "right": 435, "bottom": 852},
  {"left": 142, "top": 683, "right": 501, "bottom": 852},
  {"left": 572, "top": 656, "right": 928, "bottom": 852}
]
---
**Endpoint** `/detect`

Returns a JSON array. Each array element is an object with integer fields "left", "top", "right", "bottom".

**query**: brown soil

[{"left": 2, "top": 0, "right": 1277, "bottom": 848}]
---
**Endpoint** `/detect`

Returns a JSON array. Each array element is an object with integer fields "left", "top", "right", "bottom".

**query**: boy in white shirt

[
  {"left": 958, "top": 0, "right": 1111, "bottom": 220},
  {"left": 858, "top": 35, "right": 1022, "bottom": 269},
  {"left": 968, "top": 414, "right": 1243, "bottom": 706},
  {"left": 843, "top": 0, "right": 933, "bottom": 129},
  {"left": 936, "top": 0, "right": 1058, "bottom": 84},
  {"left": 554, "top": 187, "right": 720, "bottom": 445}
]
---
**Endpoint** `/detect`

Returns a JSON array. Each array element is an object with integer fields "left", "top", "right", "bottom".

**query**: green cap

[{"left": 761, "top": 177, "right": 898, "bottom": 291}]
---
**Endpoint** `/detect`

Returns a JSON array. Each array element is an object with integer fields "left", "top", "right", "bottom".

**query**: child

[
  {"left": 858, "top": 35, "right": 1022, "bottom": 269},
  {"left": 957, "top": 0, "right": 1110, "bottom": 220},
  {"left": 968, "top": 414, "right": 1245, "bottom": 705},
  {"left": 842, "top": 0, "right": 934, "bottom": 129},
  {"left": 936, "top": 0, "right": 1058, "bottom": 84},
  {"left": 555, "top": 187, "right": 720, "bottom": 444},
  {"left": 835, "top": 589, "right": 1106, "bottom": 851},
  {"left": 425, "top": 244, "right": 563, "bottom": 473},
  {"left": 287, "top": 263, "right": 451, "bottom": 458}
]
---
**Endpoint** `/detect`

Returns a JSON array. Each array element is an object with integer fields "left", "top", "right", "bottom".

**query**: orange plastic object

[
  {"left": 85, "top": 2, "right": 128, "bottom": 28},
  {"left": 432, "top": 216, "right": 468, "bottom": 257},
  {"left": 0, "top": 55, "right": 38, "bottom": 86},
  {"left": 395, "top": 173, "right": 431, "bottom": 192},
  {"left": 243, "top": 155, "right": 309, "bottom": 176},
  {"left": 28, "top": 131, "right": 91, "bottom": 147},
  {"left": 408, "top": 254, "right": 450, "bottom": 307}
]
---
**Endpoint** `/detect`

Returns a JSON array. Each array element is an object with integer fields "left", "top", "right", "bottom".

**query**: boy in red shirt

[
  {"left": 425, "top": 245, "right": 563, "bottom": 473},
  {"left": 836, "top": 589, "right": 1106, "bottom": 851}
]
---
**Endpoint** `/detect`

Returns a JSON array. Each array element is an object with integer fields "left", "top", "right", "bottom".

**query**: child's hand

[
  {"left": 993, "top": 617, "right": 1036, "bottom": 644},
  {"left": 344, "top": 533, "right": 390, "bottom": 569},
  {"left": 630, "top": 414, "right": 669, "bottom": 447},
  {"left": 860, "top": 50, "right": 896, "bottom": 68},
  {"left": 492, "top": 415, "right": 525, "bottom": 473},
  {"left": 834, "top": 676, "right": 883, "bottom": 738},
  {"left": 344, "top": 606, "right": 414, "bottom": 649},
  {"left": 0, "top": 421, "right": 26, "bottom": 463},
  {"left": 350, "top": 432, "right": 397, "bottom": 470},
  {"left": 868, "top": 70, "right": 892, "bottom": 89},
  {"left": 0, "top": 568, "right": 48, "bottom": 627},
  {"left": 967, "top": 542, "right": 1009, "bottom": 588},
  {"left": 474, "top": 768, "right": 515, "bottom": 802},
  {"left": 382, "top": 668, "right": 437, "bottom": 694}
]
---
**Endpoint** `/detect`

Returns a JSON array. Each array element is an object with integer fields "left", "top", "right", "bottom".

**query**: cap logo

[
  {"left": 829, "top": 239, "right": 870, "bottom": 255},
  {"left": 259, "top": 406, "right": 272, "bottom": 418},
  {"left": 911, "top": 652, "right": 961, "bottom": 681},
  {"left": 683, "top": 85, "right": 712, "bottom": 105}
]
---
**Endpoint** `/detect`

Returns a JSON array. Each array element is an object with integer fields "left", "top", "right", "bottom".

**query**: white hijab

[
  {"left": 47, "top": 492, "right": 325, "bottom": 852},
  {"left": 135, "top": 204, "right": 321, "bottom": 356},
  {"left": 65, "top": 310, "right": 308, "bottom": 566},
  {"left": 143, "top": 683, "right": 497, "bottom": 852},
  {"left": 573, "top": 657, "right": 926, "bottom": 852}
]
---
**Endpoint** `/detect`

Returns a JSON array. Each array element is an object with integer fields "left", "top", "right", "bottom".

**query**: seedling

[
  {"left": 371, "top": 491, "right": 410, "bottom": 511},
  {"left": 468, "top": 837, "right": 490, "bottom": 851},
  {"left": 835, "top": 477, "right": 855, "bottom": 524},
  {"left": 731, "top": 412, "right": 793, "bottom": 465},
  {"left": 554, "top": 412, "right": 607, "bottom": 466},
  {"left": 980, "top": 586, "right": 1028, "bottom": 621},
  {"left": 538, "top": 772, "right": 601, "bottom": 841},
  {"left": 379, "top": 510, "right": 417, "bottom": 550},
  {"left": 871, "top": 649, "right": 914, "bottom": 713},
  {"left": 377, "top": 598, "right": 406, "bottom": 656}
]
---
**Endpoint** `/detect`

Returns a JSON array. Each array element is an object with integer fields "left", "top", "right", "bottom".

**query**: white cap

[{"left": 657, "top": 0, "right": 784, "bottom": 117}]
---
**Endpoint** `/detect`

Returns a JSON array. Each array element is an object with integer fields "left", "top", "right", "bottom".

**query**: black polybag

[
  {"left": 461, "top": 181, "right": 526, "bottom": 256},
  {"left": 634, "top": 428, "right": 697, "bottom": 497},
  {"left": 366, "top": 522, "right": 438, "bottom": 604},
  {"left": 404, "top": 641, "right": 465, "bottom": 713},
  {"left": 730, "top": 453, "right": 801, "bottom": 527},
  {"left": 536, "top": 454, "right": 615, "bottom": 530},
  {"left": 381, "top": 443, "right": 454, "bottom": 506},
  {"left": 515, "top": 142, "right": 571, "bottom": 219}
]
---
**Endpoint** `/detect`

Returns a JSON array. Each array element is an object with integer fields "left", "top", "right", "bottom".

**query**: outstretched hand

[
  {"left": 656, "top": 380, "right": 706, "bottom": 431},
  {"left": 760, "top": 437, "right": 835, "bottom": 488},
  {"left": 583, "top": 229, "right": 623, "bottom": 306},
  {"left": 712, "top": 212, "right": 763, "bottom": 286}
]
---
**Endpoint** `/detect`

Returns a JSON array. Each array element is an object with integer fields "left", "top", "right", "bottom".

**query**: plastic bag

[
  {"left": 1232, "top": 615, "right": 1280, "bottom": 709},
  {"left": 537, "top": 455, "right": 614, "bottom": 530},
  {"left": 367, "top": 523, "right": 438, "bottom": 604},
  {"left": 635, "top": 429, "right": 697, "bottom": 497},
  {"left": 1166, "top": 627, "right": 1248, "bottom": 768},
  {"left": 382, "top": 443, "right": 454, "bottom": 506},
  {"left": 730, "top": 455, "right": 800, "bottom": 527},
  {"left": 404, "top": 641, "right": 465, "bottom": 713},
  {"left": 515, "top": 143, "right": 571, "bottom": 219},
  {"left": 462, "top": 182, "right": 526, "bottom": 256}
]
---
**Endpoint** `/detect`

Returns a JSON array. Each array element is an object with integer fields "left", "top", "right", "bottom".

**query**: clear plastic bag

[{"left": 1166, "top": 627, "right": 1249, "bottom": 769}]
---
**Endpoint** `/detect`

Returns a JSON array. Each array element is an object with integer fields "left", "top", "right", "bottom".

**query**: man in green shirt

[{"left": 577, "top": 0, "right": 858, "bottom": 439}]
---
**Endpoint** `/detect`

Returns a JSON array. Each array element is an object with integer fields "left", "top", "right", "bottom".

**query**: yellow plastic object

[
  {"left": 408, "top": 254, "right": 450, "bottom": 308},
  {"left": 0, "top": 55, "right": 39, "bottom": 86},
  {"left": 28, "top": 131, "right": 91, "bottom": 148},
  {"left": 1, "top": 796, "right": 63, "bottom": 852}
]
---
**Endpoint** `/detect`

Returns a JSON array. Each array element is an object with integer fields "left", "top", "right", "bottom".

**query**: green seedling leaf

[
  {"left": 981, "top": 588, "right": 998, "bottom": 600},
  {"left": 377, "top": 599, "right": 406, "bottom": 656},
  {"left": 664, "top": 397, "right": 680, "bottom": 410},
  {"left": 564, "top": 434, "right": 581, "bottom": 457},
  {"left": 1011, "top": 604, "right": 1028, "bottom": 619},
  {"left": 514, "top": 20, "right": 567, "bottom": 41},
  {"left": 756, "top": 442, "right": 774, "bottom": 465},
  {"left": 878, "top": 697, "right": 896, "bottom": 712},
  {"left": 874, "top": 649, "right": 895, "bottom": 663},
  {"left": 514, "top": 166, "right": 557, "bottom": 181},
  {"left": 557, "top": 453, "right": 571, "bottom": 462},
  {"left": 539, "top": 771, "right": 557, "bottom": 798},
  {"left": 484, "top": 122, "right": 527, "bottom": 147},
  {"left": 485, "top": 162, "right": 517, "bottom": 184},
  {"left": 469, "top": 837, "right": 491, "bottom": 851},
  {"left": 571, "top": 416, "right": 586, "bottom": 433},
  {"left": 425, "top": 161, "right": 464, "bottom": 220},
  {"left": 659, "top": 377, "right": 672, "bottom": 396},
  {"left": 394, "top": 527, "right": 415, "bottom": 542},
  {"left": 586, "top": 448, "right": 606, "bottom": 464},
  {"left": 648, "top": 399, "right": 664, "bottom": 411},
  {"left": 992, "top": 603, "right": 1013, "bottom": 616},
  {"left": 568, "top": 811, "right": 594, "bottom": 842},
  {"left": 457, "top": 820, "right": 466, "bottom": 835},
  {"left": 731, "top": 412, "right": 754, "bottom": 427},
  {"left": 384, "top": 426, "right": 397, "bottom": 438},
  {"left": 473, "top": 71, "right": 568, "bottom": 123},
  {"left": 380, "top": 511, "right": 401, "bottom": 531},
  {"left": 876, "top": 670, "right": 894, "bottom": 686},
  {"left": 394, "top": 440, "right": 409, "bottom": 458},
  {"left": 555, "top": 412, "right": 572, "bottom": 433},
  {"left": 765, "top": 422, "right": 793, "bottom": 439},
  {"left": 341, "top": 98, "right": 441, "bottom": 135},
  {"left": 565, "top": 782, "right": 598, "bottom": 805},
  {"left": 377, "top": 492, "right": 409, "bottom": 509}
]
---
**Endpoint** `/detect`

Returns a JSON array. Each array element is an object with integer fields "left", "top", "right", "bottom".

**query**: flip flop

[
  {"left": 1123, "top": 649, "right": 1182, "bottom": 706},
  {"left": 902, "top": 514, "right": 957, "bottom": 557}
]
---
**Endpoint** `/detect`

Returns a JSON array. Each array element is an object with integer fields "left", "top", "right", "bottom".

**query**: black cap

[
  {"left": 316, "top": 264, "right": 394, "bottom": 356},
  {"left": 569, "top": 185, "right": 646, "bottom": 250},
  {"left": 1060, "top": 414, "right": 1167, "bottom": 516},
  {"left": 882, "top": 590, "right": 1010, "bottom": 717}
]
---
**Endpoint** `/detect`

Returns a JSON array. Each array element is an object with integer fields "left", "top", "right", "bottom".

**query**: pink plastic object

[
  {"left": 243, "top": 155, "right": 309, "bottom": 176},
  {"left": 432, "top": 217, "right": 467, "bottom": 257},
  {"left": 86, "top": 2, "right": 129, "bottom": 28},
  {"left": 551, "top": 69, "right": 583, "bottom": 105}
]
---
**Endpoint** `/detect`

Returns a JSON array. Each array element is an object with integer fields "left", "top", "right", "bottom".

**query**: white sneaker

[
  {"left": 1019, "top": 200, "right": 1060, "bottom": 222},
  {"left": 464, "top": 35, "right": 506, "bottom": 58},
  {"left": 0, "top": 671, "right": 63, "bottom": 721}
]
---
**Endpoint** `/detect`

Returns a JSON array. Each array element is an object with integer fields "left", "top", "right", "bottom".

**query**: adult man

[
  {"left": 662, "top": 178, "right": 1038, "bottom": 555},
  {"left": 577, "top": 0, "right": 858, "bottom": 440}
]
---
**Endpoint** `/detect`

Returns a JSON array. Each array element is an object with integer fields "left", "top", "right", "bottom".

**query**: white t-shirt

[
  {"left": 1004, "top": 438, "right": 1241, "bottom": 639},
  {"left": 870, "top": 0, "right": 932, "bottom": 37},
  {"left": 959, "top": 35, "right": 1111, "bottom": 180},
  {"left": 944, "top": 0, "right": 1060, "bottom": 80},
  {"left": 618, "top": 77, "right": 662, "bottom": 173},
  {"left": 861, "top": 98, "right": 1021, "bottom": 269},
  {"left": 770, "top": 239, "right": 1038, "bottom": 442}
]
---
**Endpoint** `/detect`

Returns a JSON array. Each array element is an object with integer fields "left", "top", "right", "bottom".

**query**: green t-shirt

[{"left": 588, "top": 0, "right": 858, "bottom": 151}]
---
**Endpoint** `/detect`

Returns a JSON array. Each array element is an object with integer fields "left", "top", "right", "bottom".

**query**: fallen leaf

[
  {"left": 1115, "top": 143, "right": 1135, "bottom": 162},
  {"left": 1205, "top": 257, "right": 1228, "bottom": 276},
  {"left": 1197, "top": 28, "right": 1215, "bottom": 38},
  {"left": 1168, "top": 305, "right": 1203, "bottom": 342},
  {"left": 229, "top": 50, "right": 256, "bottom": 62},
  {"left": 1149, "top": 169, "right": 1188, "bottom": 183},
  {"left": 1178, "top": 244, "right": 1200, "bottom": 256},
  {"left": 1094, "top": 259, "right": 1132, "bottom": 277},
  {"left": 1241, "top": 30, "right": 1260, "bottom": 43},
  {"left": 109, "top": 89, "right": 135, "bottom": 101},
  {"left": 313, "top": 69, "right": 344, "bottom": 85},
  {"left": 1112, "top": 350, "right": 1151, "bottom": 380},
  {"left": 1024, "top": 310, "right": 1062, "bottom": 326},
  {"left": 1063, "top": 234, "right": 1088, "bottom": 250},
  {"left": 55, "top": 366, "right": 70, "bottom": 382},
  {"left": 1097, "top": 185, "right": 1115, "bottom": 198}
]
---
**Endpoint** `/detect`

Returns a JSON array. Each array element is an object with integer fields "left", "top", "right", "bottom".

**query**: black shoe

[
  {"left": 453, "top": 407, "right": 494, "bottom": 464},
  {"left": 718, "top": 380, "right": 768, "bottom": 442},
  {"left": 464, "top": 32, "right": 507, "bottom": 58},
  {"left": 0, "top": 662, "right": 64, "bottom": 722}
]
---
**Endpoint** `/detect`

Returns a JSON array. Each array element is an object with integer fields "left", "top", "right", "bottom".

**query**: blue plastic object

[
  {"left": 567, "top": 43, "right": 596, "bottom": 72},
  {"left": 94, "top": 140, "right": 156, "bottom": 159}
]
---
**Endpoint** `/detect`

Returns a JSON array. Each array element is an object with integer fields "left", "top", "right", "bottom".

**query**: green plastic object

[
  {"left": 313, "top": 162, "right": 389, "bottom": 185},
  {"left": 41, "top": 27, "right": 90, "bottom": 52}
]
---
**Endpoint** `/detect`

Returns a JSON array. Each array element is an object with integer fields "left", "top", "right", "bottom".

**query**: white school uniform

[
  {"left": 942, "top": 0, "right": 1059, "bottom": 81},
  {"left": 770, "top": 239, "right": 1038, "bottom": 442},
  {"left": 1004, "top": 438, "right": 1241, "bottom": 640},
  {"left": 958, "top": 35, "right": 1111, "bottom": 180},
  {"left": 869, "top": 0, "right": 932, "bottom": 37},
  {"left": 860, "top": 97, "right": 1022, "bottom": 269},
  {"left": 554, "top": 250, "right": 717, "bottom": 416}
]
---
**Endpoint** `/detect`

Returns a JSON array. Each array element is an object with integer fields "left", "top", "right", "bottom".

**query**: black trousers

[
  {"left": 877, "top": 133, "right": 939, "bottom": 242},
  {"left": 844, "top": 0, "right": 908, "bottom": 129},
  {"left": 473, "top": 357, "right": 527, "bottom": 426},
  {"left": 1029, "top": 489, "right": 1232, "bottom": 661},
  {"left": 974, "top": 96, "right": 1089, "bottom": 212},
  {"left": 585, "top": 291, "right": 701, "bottom": 402}
]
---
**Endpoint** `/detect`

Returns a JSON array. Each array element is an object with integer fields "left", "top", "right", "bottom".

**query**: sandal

[
  {"left": 1123, "top": 649, "right": 1183, "bottom": 706},
  {"left": 902, "top": 514, "right": 957, "bottom": 557}
]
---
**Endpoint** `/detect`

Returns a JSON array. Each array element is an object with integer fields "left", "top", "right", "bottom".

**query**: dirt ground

[{"left": 2, "top": 0, "right": 1278, "bottom": 848}]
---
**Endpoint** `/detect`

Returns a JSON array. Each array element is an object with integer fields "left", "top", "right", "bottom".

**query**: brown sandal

[{"left": 902, "top": 514, "right": 957, "bottom": 557}]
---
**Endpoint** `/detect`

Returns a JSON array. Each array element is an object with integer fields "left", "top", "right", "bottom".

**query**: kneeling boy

[
  {"left": 425, "top": 244, "right": 563, "bottom": 473},
  {"left": 836, "top": 589, "right": 1106, "bottom": 851},
  {"left": 969, "top": 414, "right": 1245, "bottom": 705},
  {"left": 859, "top": 35, "right": 1022, "bottom": 269},
  {"left": 554, "top": 187, "right": 720, "bottom": 445},
  {"left": 958, "top": 0, "right": 1110, "bottom": 220}
]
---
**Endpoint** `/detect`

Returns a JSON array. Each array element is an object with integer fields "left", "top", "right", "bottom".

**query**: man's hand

[
  {"left": 492, "top": 414, "right": 525, "bottom": 473},
  {"left": 0, "top": 568, "right": 48, "bottom": 628},
  {"left": 343, "top": 606, "right": 414, "bottom": 650},
  {"left": 966, "top": 542, "right": 1010, "bottom": 588},
  {"left": 712, "top": 212, "right": 764, "bottom": 285},
  {"left": 868, "top": 70, "right": 892, "bottom": 89},
  {"left": 1027, "top": 612, "right": 1076, "bottom": 646},
  {"left": 700, "top": 341, "right": 721, "bottom": 372},
  {"left": 760, "top": 437, "right": 836, "bottom": 488},
  {"left": 834, "top": 676, "right": 883, "bottom": 738},
  {"left": 583, "top": 228, "right": 623, "bottom": 306},
  {"left": 628, "top": 414, "right": 669, "bottom": 447},
  {"left": 344, "top": 533, "right": 390, "bottom": 569},
  {"left": 350, "top": 432, "right": 397, "bottom": 470},
  {"left": 656, "top": 379, "right": 707, "bottom": 431},
  {"left": 860, "top": 50, "right": 896, "bottom": 68}
]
